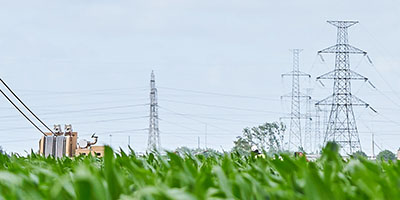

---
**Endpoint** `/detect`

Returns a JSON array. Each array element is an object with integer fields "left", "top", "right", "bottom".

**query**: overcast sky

[{"left": 0, "top": 0, "right": 399, "bottom": 155}]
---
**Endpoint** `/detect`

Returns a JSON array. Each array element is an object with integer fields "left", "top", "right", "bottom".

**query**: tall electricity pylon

[
  {"left": 316, "top": 21, "right": 372, "bottom": 154},
  {"left": 282, "top": 49, "right": 311, "bottom": 151},
  {"left": 148, "top": 71, "right": 160, "bottom": 151}
]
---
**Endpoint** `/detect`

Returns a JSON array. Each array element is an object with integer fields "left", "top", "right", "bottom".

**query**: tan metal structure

[
  {"left": 39, "top": 124, "right": 104, "bottom": 158},
  {"left": 76, "top": 146, "right": 105, "bottom": 157}
]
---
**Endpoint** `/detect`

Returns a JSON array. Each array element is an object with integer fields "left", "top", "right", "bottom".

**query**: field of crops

[{"left": 0, "top": 143, "right": 399, "bottom": 200}]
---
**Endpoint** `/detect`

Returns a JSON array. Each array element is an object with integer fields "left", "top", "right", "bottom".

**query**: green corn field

[{"left": 0, "top": 143, "right": 399, "bottom": 200}]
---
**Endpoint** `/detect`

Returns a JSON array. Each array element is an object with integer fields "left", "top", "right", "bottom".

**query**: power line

[
  {"left": 0, "top": 88, "right": 46, "bottom": 135},
  {"left": 359, "top": 24, "right": 400, "bottom": 102},
  {"left": 0, "top": 137, "right": 40, "bottom": 144},
  {"left": 0, "top": 79, "right": 54, "bottom": 134},
  {"left": 0, "top": 103, "right": 148, "bottom": 119},
  {"left": 161, "top": 113, "right": 263, "bottom": 124},
  {"left": 0, "top": 115, "right": 149, "bottom": 132},
  {"left": 159, "top": 86, "right": 281, "bottom": 102},
  {"left": 159, "top": 118, "right": 201, "bottom": 133},
  {"left": 72, "top": 116, "right": 149, "bottom": 124},
  {"left": 96, "top": 128, "right": 149, "bottom": 136},
  {"left": 160, "top": 99, "right": 284, "bottom": 114},
  {"left": 158, "top": 106, "right": 236, "bottom": 133}
]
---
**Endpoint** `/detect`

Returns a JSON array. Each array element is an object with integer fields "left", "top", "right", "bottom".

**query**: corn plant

[{"left": 0, "top": 143, "right": 399, "bottom": 200}]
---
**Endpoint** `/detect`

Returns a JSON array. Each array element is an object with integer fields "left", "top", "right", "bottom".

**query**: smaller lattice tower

[
  {"left": 282, "top": 49, "right": 311, "bottom": 151},
  {"left": 148, "top": 71, "right": 160, "bottom": 151}
]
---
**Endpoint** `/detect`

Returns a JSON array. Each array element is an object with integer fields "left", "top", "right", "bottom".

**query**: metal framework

[
  {"left": 314, "top": 105, "right": 329, "bottom": 153},
  {"left": 148, "top": 71, "right": 160, "bottom": 151},
  {"left": 282, "top": 49, "right": 311, "bottom": 151},
  {"left": 314, "top": 105, "right": 321, "bottom": 153},
  {"left": 316, "top": 21, "right": 370, "bottom": 154},
  {"left": 304, "top": 88, "right": 313, "bottom": 153}
]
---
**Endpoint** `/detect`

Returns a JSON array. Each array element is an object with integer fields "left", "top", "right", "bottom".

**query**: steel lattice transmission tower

[
  {"left": 148, "top": 71, "right": 160, "bottom": 151},
  {"left": 282, "top": 49, "right": 311, "bottom": 151},
  {"left": 304, "top": 88, "right": 313, "bottom": 153},
  {"left": 316, "top": 21, "right": 372, "bottom": 154}
]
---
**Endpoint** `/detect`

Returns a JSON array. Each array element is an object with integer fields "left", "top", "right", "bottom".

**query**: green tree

[
  {"left": 351, "top": 150, "right": 368, "bottom": 159},
  {"left": 0, "top": 146, "right": 5, "bottom": 155},
  {"left": 377, "top": 150, "right": 396, "bottom": 161},
  {"left": 232, "top": 122, "right": 285, "bottom": 154},
  {"left": 232, "top": 137, "right": 251, "bottom": 154}
]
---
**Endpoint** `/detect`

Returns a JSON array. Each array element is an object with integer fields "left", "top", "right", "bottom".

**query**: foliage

[
  {"left": 174, "top": 147, "right": 222, "bottom": 157},
  {"left": 351, "top": 150, "right": 368, "bottom": 159},
  {"left": 232, "top": 121, "right": 285, "bottom": 154},
  {"left": 0, "top": 144, "right": 400, "bottom": 199},
  {"left": 377, "top": 150, "right": 396, "bottom": 161}
]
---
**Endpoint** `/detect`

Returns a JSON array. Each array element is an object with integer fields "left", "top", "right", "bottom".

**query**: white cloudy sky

[{"left": 0, "top": 0, "right": 399, "bottom": 155}]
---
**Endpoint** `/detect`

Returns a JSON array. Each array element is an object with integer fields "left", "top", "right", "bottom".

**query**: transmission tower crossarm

[
  {"left": 350, "top": 95, "right": 370, "bottom": 107},
  {"left": 316, "top": 70, "right": 368, "bottom": 81},
  {"left": 315, "top": 95, "right": 333, "bottom": 106},
  {"left": 316, "top": 95, "right": 370, "bottom": 107},
  {"left": 318, "top": 44, "right": 367, "bottom": 55},
  {"left": 281, "top": 71, "right": 311, "bottom": 77},
  {"left": 327, "top": 20, "right": 358, "bottom": 28},
  {"left": 281, "top": 93, "right": 311, "bottom": 99}
]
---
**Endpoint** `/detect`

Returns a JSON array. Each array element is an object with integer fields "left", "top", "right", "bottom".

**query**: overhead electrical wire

[
  {"left": 95, "top": 128, "right": 149, "bottom": 136},
  {"left": 0, "top": 115, "right": 149, "bottom": 132},
  {"left": 0, "top": 137, "right": 40, "bottom": 144},
  {"left": 0, "top": 103, "right": 149, "bottom": 120},
  {"left": 72, "top": 116, "right": 149, "bottom": 124},
  {"left": 0, "top": 79, "right": 54, "bottom": 134},
  {"left": 161, "top": 112, "right": 263, "bottom": 124},
  {"left": 42, "top": 103, "right": 149, "bottom": 114},
  {"left": 160, "top": 99, "right": 284, "bottom": 115},
  {"left": 28, "top": 98, "right": 149, "bottom": 109},
  {"left": 359, "top": 24, "right": 400, "bottom": 102},
  {"left": 160, "top": 131, "right": 242, "bottom": 136},
  {"left": 159, "top": 86, "right": 281, "bottom": 102},
  {"left": 159, "top": 118, "right": 202, "bottom": 133},
  {"left": 159, "top": 106, "right": 236, "bottom": 133},
  {"left": 15, "top": 86, "right": 147, "bottom": 95},
  {"left": 0, "top": 88, "right": 46, "bottom": 135}
]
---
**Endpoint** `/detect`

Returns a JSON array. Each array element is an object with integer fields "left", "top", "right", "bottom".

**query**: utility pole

[
  {"left": 282, "top": 49, "right": 311, "bottom": 152},
  {"left": 316, "top": 21, "right": 374, "bottom": 154},
  {"left": 205, "top": 124, "right": 208, "bottom": 149},
  {"left": 148, "top": 71, "right": 161, "bottom": 151},
  {"left": 372, "top": 133, "right": 375, "bottom": 159}
]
